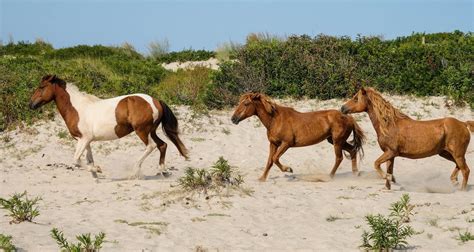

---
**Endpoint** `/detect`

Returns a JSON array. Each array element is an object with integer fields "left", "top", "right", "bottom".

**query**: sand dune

[{"left": 0, "top": 95, "right": 473, "bottom": 251}]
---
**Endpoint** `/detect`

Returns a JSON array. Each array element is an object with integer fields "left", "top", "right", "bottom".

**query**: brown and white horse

[
  {"left": 30, "top": 75, "right": 188, "bottom": 178},
  {"left": 231, "top": 92, "right": 365, "bottom": 181},
  {"left": 341, "top": 87, "right": 473, "bottom": 190}
]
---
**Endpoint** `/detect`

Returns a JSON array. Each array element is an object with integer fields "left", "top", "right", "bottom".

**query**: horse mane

[
  {"left": 65, "top": 83, "right": 101, "bottom": 103},
  {"left": 241, "top": 92, "right": 277, "bottom": 115},
  {"left": 365, "top": 88, "right": 409, "bottom": 135}
]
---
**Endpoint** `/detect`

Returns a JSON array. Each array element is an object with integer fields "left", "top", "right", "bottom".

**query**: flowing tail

[
  {"left": 158, "top": 101, "right": 188, "bottom": 159},
  {"left": 349, "top": 118, "right": 366, "bottom": 159},
  {"left": 467, "top": 121, "right": 474, "bottom": 132}
]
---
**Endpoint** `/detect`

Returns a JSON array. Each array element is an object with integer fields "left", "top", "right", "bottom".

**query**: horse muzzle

[
  {"left": 29, "top": 101, "right": 40, "bottom": 110},
  {"left": 231, "top": 115, "right": 240, "bottom": 125},
  {"left": 340, "top": 105, "right": 349, "bottom": 114}
]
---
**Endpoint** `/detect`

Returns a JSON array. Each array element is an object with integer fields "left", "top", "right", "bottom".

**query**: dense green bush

[
  {"left": 46, "top": 44, "right": 143, "bottom": 60},
  {"left": 152, "top": 66, "right": 215, "bottom": 109},
  {"left": 208, "top": 31, "right": 473, "bottom": 108},
  {"left": 155, "top": 49, "right": 216, "bottom": 63}
]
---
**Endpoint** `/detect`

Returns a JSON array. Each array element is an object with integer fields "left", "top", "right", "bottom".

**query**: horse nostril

[
  {"left": 231, "top": 116, "right": 239, "bottom": 125},
  {"left": 340, "top": 106, "right": 348, "bottom": 114}
]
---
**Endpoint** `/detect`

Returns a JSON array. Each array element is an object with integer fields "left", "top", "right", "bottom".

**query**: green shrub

[
  {"left": 210, "top": 156, "right": 244, "bottom": 186},
  {"left": 156, "top": 49, "right": 216, "bottom": 63},
  {"left": 152, "top": 66, "right": 214, "bottom": 109},
  {"left": 178, "top": 167, "right": 212, "bottom": 192},
  {"left": 0, "top": 234, "right": 16, "bottom": 252},
  {"left": 213, "top": 31, "right": 474, "bottom": 108},
  {"left": 457, "top": 230, "right": 474, "bottom": 243},
  {"left": 148, "top": 39, "right": 170, "bottom": 59},
  {"left": 360, "top": 194, "right": 416, "bottom": 250},
  {"left": 0, "top": 191, "right": 41, "bottom": 223},
  {"left": 45, "top": 44, "right": 143, "bottom": 60},
  {"left": 177, "top": 157, "right": 244, "bottom": 193},
  {"left": 51, "top": 228, "right": 105, "bottom": 252},
  {"left": 0, "top": 40, "right": 54, "bottom": 56}
]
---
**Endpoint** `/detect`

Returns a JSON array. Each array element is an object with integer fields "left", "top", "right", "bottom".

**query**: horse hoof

[
  {"left": 286, "top": 167, "right": 293, "bottom": 173},
  {"left": 157, "top": 171, "right": 172, "bottom": 177},
  {"left": 352, "top": 171, "right": 360, "bottom": 177},
  {"left": 95, "top": 166, "right": 102, "bottom": 173},
  {"left": 258, "top": 177, "right": 267, "bottom": 182},
  {"left": 91, "top": 171, "right": 98, "bottom": 179}
]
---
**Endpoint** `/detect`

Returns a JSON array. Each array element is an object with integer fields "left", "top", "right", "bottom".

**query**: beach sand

[{"left": 1, "top": 95, "right": 473, "bottom": 251}]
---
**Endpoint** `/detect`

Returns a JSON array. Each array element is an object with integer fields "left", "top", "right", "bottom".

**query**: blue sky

[{"left": 1, "top": 0, "right": 472, "bottom": 53}]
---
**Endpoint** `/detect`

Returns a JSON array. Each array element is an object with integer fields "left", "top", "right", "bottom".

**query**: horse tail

[
  {"left": 349, "top": 117, "right": 366, "bottom": 159},
  {"left": 159, "top": 100, "right": 189, "bottom": 159},
  {"left": 466, "top": 121, "right": 474, "bottom": 132}
]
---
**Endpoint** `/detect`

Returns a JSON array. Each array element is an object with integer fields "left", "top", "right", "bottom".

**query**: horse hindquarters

[{"left": 443, "top": 118, "right": 471, "bottom": 190}]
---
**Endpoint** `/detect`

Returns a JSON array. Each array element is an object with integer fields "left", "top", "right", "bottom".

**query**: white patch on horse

[{"left": 65, "top": 84, "right": 160, "bottom": 141}]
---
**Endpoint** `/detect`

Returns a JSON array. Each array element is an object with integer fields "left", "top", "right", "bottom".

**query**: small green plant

[
  {"left": 178, "top": 167, "right": 212, "bottom": 192},
  {"left": 210, "top": 156, "right": 244, "bottom": 186},
  {"left": 428, "top": 218, "right": 439, "bottom": 227},
  {"left": 389, "top": 193, "right": 415, "bottom": 223},
  {"left": 0, "top": 234, "right": 16, "bottom": 252},
  {"left": 177, "top": 157, "right": 244, "bottom": 193},
  {"left": 221, "top": 128, "right": 231, "bottom": 135},
  {"left": 326, "top": 215, "right": 341, "bottom": 222},
  {"left": 360, "top": 194, "right": 416, "bottom": 250},
  {"left": 0, "top": 191, "right": 41, "bottom": 223},
  {"left": 457, "top": 230, "right": 474, "bottom": 243},
  {"left": 57, "top": 130, "right": 68, "bottom": 139},
  {"left": 51, "top": 228, "right": 105, "bottom": 252}
]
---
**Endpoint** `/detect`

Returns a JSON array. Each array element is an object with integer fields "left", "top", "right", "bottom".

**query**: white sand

[
  {"left": 161, "top": 58, "right": 220, "bottom": 72},
  {"left": 1, "top": 95, "right": 473, "bottom": 251}
]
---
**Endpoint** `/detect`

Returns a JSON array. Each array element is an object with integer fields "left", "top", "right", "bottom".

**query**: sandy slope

[
  {"left": 161, "top": 58, "right": 220, "bottom": 71},
  {"left": 0, "top": 95, "right": 473, "bottom": 251}
]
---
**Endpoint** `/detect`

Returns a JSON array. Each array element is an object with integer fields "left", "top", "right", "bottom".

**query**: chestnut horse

[
  {"left": 341, "top": 87, "right": 473, "bottom": 190},
  {"left": 30, "top": 75, "right": 188, "bottom": 178},
  {"left": 231, "top": 93, "right": 365, "bottom": 181}
]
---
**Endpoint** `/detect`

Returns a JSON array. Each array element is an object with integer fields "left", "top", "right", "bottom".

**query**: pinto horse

[
  {"left": 30, "top": 75, "right": 188, "bottom": 178},
  {"left": 341, "top": 87, "right": 473, "bottom": 190},
  {"left": 231, "top": 93, "right": 365, "bottom": 181}
]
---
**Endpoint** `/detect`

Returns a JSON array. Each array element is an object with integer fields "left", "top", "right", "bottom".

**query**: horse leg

[
  {"left": 385, "top": 158, "right": 396, "bottom": 189},
  {"left": 373, "top": 151, "right": 394, "bottom": 178},
  {"left": 259, "top": 143, "right": 277, "bottom": 182},
  {"left": 85, "top": 144, "right": 102, "bottom": 174},
  {"left": 342, "top": 142, "right": 359, "bottom": 176},
  {"left": 129, "top": 128, "right": 154, "bottom": 179},
  {"left": 73, "top": 138, "right": 90, "bottom": 167},
  {"left": 439, "top": 151, "right": 459, "bottom": 185},
  {"left": 272, "top": 142, "right": 293, "bottom": 173},
  {"left": 329, "top": 141, "right": 344, "bottom": 178},
  {"left": 151, "top": 135, "right": 168, "bottom": 176},
  {"left": 453, "top": 155, "right": 470, "bottom": 191}
]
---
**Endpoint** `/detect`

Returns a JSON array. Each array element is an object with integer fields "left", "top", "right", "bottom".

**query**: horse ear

[
  {"left": 361, "top": 87, "right": 366, "bottom": 95},
  {"left": 42, "top": 75, "right": 54, "bottom": 82},
  {"left": 251, "top": 93, "right": 261, "bottom": 100}
]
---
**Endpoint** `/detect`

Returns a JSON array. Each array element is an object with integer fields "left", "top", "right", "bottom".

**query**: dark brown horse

[
  {"left": 231, "top": 93, "right": 365, "bottom": 181},
  {"left": 341, "top": 87, "right": 473, "bottom": 190}
]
